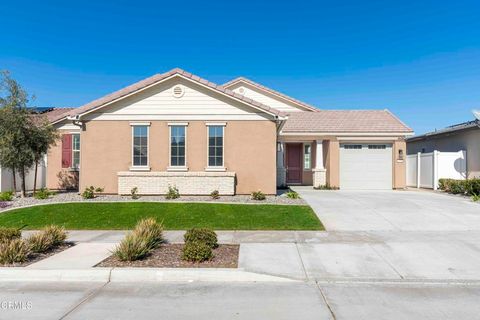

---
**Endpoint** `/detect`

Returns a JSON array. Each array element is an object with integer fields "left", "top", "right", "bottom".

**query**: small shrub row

[
  {"left": 82, "top": 186, "right": 104, "bottom": 199},
  {"left": 0, "top": 228, "right": 21, "bottom": 243},
  {"left": 438, "top": 178, "right": 480, "bottom": 196},
  {"left": 0, "top": 225, "right": 67, "bottom": 265},
  {"left": 0, "top": 191, "right": 14, "bottom": 201},
  {"left": 182, "top": 228, "right": 218, "bottom": 262},
  {"left": 34, "top": 188, "right": 56, "bottom": 200},
  {"left": 114, "top": 218, "right": 164, "bottom": 261},
  {"left": 314, "top": 184, "right": 339, "bottom": 190}
]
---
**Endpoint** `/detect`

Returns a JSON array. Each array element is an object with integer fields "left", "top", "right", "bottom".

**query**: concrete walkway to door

[{"left": 292, "top": 187, "right": 480, "bottom": 231}]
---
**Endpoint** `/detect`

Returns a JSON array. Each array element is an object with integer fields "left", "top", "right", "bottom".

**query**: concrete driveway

[{"left": 293, "top": 187, "right": 480, "bottom": 231}]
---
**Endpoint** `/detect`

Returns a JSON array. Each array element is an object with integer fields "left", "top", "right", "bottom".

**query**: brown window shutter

[{"left": 61, "top": 134, "right": 72, "bottom": 168}]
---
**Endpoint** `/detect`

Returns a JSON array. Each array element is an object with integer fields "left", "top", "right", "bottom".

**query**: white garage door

[{"left": 340, "top": 143, "right": 393, "bottom": 190}]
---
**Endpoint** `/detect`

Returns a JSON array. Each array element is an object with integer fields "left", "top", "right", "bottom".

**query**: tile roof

[
  {"left": 223, "top": 77, "right": 319, "bottom": 112},
  {"left": 50, "top": 68, "right": 287, "bottom": 123},
  {"left": 281, "top": 110, "right": 413, "bottom": 134},
  {"left": 41, "top": 108, "right": 77, "bottom": 122},
  {"left": 407, "top": 120, "right": 479, "bottom": 141}
]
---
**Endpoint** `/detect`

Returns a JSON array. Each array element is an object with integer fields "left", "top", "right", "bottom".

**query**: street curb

[{"left": 0, "top": 268, "right": 297, "bottom": 283}]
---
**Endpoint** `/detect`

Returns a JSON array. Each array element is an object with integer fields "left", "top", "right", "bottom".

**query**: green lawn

[{"left": 0, "top": 202, "right": 324, "bottom": 230}]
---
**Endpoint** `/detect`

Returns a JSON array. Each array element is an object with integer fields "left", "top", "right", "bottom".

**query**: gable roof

[
  {"left": 42, "top": 108, "right": 77, "bottom": 122},
  {"left": 50, "top": 68, "right": 287, "bottom": 124},
  {"left": 407, "top": 120, "right": 479, "bottom": 142},
  {"left": 223, "top": 77, "right": 319, "bottom": 112},
  {"left": 281, "top": 110, "right": 413, "bottom": 135}
]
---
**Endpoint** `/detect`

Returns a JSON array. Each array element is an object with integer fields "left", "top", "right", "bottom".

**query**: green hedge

[{"left": 438, "top": 178, "right": 480, "bottom": 195}]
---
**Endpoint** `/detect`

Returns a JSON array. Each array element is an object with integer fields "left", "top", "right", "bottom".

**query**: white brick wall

[
  {"left": 313, "top": 168, "right": 327, "bottom": 188},
  {"left": 117, "top": 171, "right": 235, "bottom": 195}
]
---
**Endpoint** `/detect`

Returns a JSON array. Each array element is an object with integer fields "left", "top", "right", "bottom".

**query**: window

[
  {"left": 368, "top": 144, "right": 387, "bottom": 149},
  {"left": 132, "top": 125, "right": 148, "bottom": 167},
  {"left": 344, "top": 144, "right": 362, "bottom": 149},
  {"left": 72, "top": 134, "right": 80, "bottom": 169},
  {"left": 170, "top": 126, "right": 186, "bottom": 167},
  {"left": 304, "top": 143, "right": 311, "bottom": 169},
  {"left": 208, "top": 126, "right": 224, "bottom": 167}
]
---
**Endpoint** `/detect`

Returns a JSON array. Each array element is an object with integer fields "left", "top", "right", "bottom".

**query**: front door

[{"left": 286, "top": 143, "right": 302, "bottom": 184}]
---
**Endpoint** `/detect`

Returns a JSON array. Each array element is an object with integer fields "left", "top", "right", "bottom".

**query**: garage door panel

[{"left": 340, "top": 144, "right": 392, "bottom": 190}]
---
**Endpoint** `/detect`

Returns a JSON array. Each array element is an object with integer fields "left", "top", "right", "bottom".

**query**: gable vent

[{"left": 172, "top": 85, "right": 184, "bottom": 98}]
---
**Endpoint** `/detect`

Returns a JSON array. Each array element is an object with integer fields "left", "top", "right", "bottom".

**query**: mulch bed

[
  {"left": 96, "top": 244, "right": 239, "bottom": 268},
  {"left": 1, "top": 242, "right": 75, "bottom": 267}
]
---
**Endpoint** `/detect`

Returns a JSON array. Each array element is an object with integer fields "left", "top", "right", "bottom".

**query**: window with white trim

[
  {"left": 304, "top": 143, "right": 311, "bottom": 169},
  {"left": 170, "top": 125, "right": 186, "bottom": 167},
  {"left": 72, "top": 134, "right": 80, "bottom": 169},
  {"left": 208, "top": 126, "right": 224, "bottom": 167},
  {"left": 132, "top": 126, "right": 148, "bottom": 167}
]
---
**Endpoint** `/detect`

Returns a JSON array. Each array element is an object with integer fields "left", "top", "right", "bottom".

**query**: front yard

[{"left": 0, "top": 202, "right": 323, "bottom": 230}]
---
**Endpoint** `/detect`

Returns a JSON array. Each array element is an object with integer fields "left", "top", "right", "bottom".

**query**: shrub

[
  {"left": 131, "top": 187, "right": 139, "bottom": 200},
  {"left": 210, "top": 190, "right": 220, "bottom": 200},
  {"left": 27, "top": 232, "right": 54, "bottom": 253},
  {"left": 34, "top": 188, "right": 56, "bottom": 200},
  {"left": 133, "top": 218, "right": 163, "bottom": 249},
  {"left": 82, "top": 186, "right": 104, "bottom": 199},
  {"left": 0, "top": 201, "right": 11, "bottom": 209},
  {"left": 0, "top": 228, "right": 21, "bottom": 243},
  {"left": 0, "top": 191, "right": 14, "bottom": 201},
  {"left": 182, "top": 241, "right": 213, "bottom": 262},
  {"left": 113, "top": 233, "right": 153, "bottom": 261},
  {"left": 438, "top": 178, "right": 480, "bottom": 196},
  {"left": 285, "top": 190, "right": 300, "bottom": 199},
  {"left": 113, "top": 218, "right": 163, "bottom": 261},
  {"left": 0, "top": 238, "right": 30, "bottom": 265},
  {"left": 184, "top": 228, "right": 218, "bottom": 249},
  {"left": 472, "top": 193, "right": 480, "bottom": 202},
  {"left": 165, "top": 185, "right": 180, "bottom": 199},
  {"left": 314, "top": 184, "right": 339, "bottom": 190},
  {"left": 27, "top": 225, "right": 67, "bottom": 253},
  {"left": 251, "top": 190, "right": 266, "bottom": 201}
]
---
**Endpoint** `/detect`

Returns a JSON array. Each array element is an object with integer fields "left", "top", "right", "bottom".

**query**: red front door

[{"left": 286, "top": 143, "right": 302, "bottom": 184}]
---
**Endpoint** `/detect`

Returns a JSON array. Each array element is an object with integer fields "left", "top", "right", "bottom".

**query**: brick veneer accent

[{"left": 117, "top": 171, "right": 235, "bottom": 195}]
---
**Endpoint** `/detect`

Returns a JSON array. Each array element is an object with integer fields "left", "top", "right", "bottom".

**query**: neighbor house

[
  {"left": 45, "top": 68, "right": 413, "bottom": 195},
  {"left": 407, "top": 119, "right": 480, "bottom": 178}
]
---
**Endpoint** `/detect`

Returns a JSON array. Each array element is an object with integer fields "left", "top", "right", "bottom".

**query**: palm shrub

[
  {"left": 182, "top": 241, "right": 213, "bottom": 262},
  {"left": 133, "top": 218, "right": 164, "bottom": 249},
  {"left": 0, "top": 227, "right": 21, "bottom": 243},
  {"left": 43, "top": 225, "right": 67, "bottom": 246},
  {"left": 184, "top": 228, "right": 218, "bottom": 248},
  {"left": 0, "top": 238, "right": 30, "bottom": 265}
]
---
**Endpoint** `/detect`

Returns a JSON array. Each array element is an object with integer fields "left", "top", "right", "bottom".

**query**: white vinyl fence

[
  {"left": 407, "top": 150, "right": 467, "bottom": 190},
  {"left": 0, "top": 159, "right": 46, "bottom": 192}
]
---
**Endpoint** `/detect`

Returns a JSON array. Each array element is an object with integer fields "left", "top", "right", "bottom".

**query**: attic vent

[
  {"left": 238, "top": 88, "right": 245, "bottom": 94},
  {"left": 172, "top": 85, "right": 184, "bottom": 98}
]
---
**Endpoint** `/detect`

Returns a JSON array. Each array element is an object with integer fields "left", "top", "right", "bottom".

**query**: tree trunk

[
  {"left": 33, "top": 160, "right": 38, "bottom": 195},
  {"left": 20, "top": 166, "right": 26, "bottom": 198},
  {"left": 12, "top": 165, "right": 17, "bottom": 194}
]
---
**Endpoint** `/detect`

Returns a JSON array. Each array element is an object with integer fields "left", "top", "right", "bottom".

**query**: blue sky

[{"left": 1, "top": 0, "right": 480, "bottom": 134}]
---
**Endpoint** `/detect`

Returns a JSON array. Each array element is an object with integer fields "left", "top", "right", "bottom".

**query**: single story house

[
  {"left": 407, "top": 119, "right": 480, "bottom": 178},
  {"left": 45, "top": 68, "right": 413, "bottom": 195}
]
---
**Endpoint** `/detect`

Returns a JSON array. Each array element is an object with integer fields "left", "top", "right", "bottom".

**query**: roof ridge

[{"left": 223, "top": 77, "right": 319, "bottom": 112}]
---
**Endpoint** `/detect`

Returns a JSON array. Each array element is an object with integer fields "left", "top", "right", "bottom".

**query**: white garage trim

[{"left": 340, "top": 143, "right": 393, "bottom": 190}]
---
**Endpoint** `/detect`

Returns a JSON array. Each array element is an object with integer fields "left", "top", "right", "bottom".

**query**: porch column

[
  {"left": 313, "top": 140, "right": 327, "bottom": 188},
  {"left": 276, "top": 142, "right": 287, "bottom": 187}
]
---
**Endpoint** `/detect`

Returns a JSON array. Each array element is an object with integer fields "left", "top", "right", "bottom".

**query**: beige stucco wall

[
  {"left": 393, "top": 139, "right": 407, "bottom": 189},
  {"left": 325, "top": 140, "right": 340, "bottom": 187},
  {"left": 46, "top": 131, "right": 79, "bottom": 190},
  {"left": 78, "top": 120, "right": 277, "bottom": 195}
]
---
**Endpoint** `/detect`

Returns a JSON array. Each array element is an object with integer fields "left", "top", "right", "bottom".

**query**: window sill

[
  {"left": 68, "top": 168, "right": 79, "bottom": 172},
  {"left": 205, "top": 167, "right": 226, "bottom": 172},
  {"left": 129, "top": 166, "right": 151, "bottom": 172},
  {"left": 167, "top": 166, "right": 188, "bottom": 172}
]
